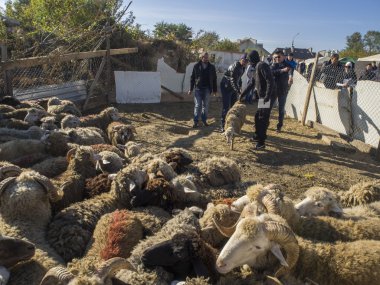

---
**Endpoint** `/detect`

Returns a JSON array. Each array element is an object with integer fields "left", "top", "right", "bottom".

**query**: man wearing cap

[
  {"left": 219, "top": 53, "right": 248, "bottom": 132},
  {"left": 188, "top": 52, "right": 217, "bottom": 128},
  {"left": 270, "top": 50, "right": 293, "bottom": 133},
  {"left": 240, "top": 50, "right": 274, "bottom": 150}
]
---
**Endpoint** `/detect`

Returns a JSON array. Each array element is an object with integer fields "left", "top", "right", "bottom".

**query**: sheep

[
  {"left": 61, "top": 114, "right": 81, "bottom": 129},
  {"left": 91, "top": 144, "right": 126, "bottom": 159},
  {"left": 23, "top": 108, "right": 49, "bottom": 124},
  {"left": 338, "top": 179, "right": 380, "bottom": 207},
  {"left": 160, "top": 148, "right": 193, "bottom": 174},
  {"left": 171, "top": 174, "right": 207, "bottom": 208},
  {"left": 0, "top": 139, "right": 49, "bottom": 167},
  {"left": 131, "top": 152, "right": 156, "bottom": 168},
  {"left": 0, "top": 161, "right": 21, "bottom": 182},
  {"left": 51, "top": 127, "right": 106, "bottom": 145},
  {"left": 146, "top": 158, "right": 178, "bottom": 181},
  {"left": 96, "top": 151, "right": 124, "bottom": 174},
  {"left": 0, "top": 126, "right": 44, "bottom": 143},
  {"left": 140, "top": 230, "right": 219, "bottom": 284},
  {"left": 120, "top": 209, "right": 202, "bottom": 285},
  {"left": 131, "top": 206, "right": 172, "bottom": 236},
  {"left": 197, "top": 156, "right": 241, "bottom": 187},
  {"left": 47, "top": 165, "right": 148, "bottom": 262},
  {"left": 84, "top": 173, "right": 113, "bottom": 199},
  {"left": 0, "top": 96, "right": 21, "bottom": 107},
  {"left": 0, "top": 104, "right": 16, "bottom": 114},
  {"left": 0, "top": 107, "right": 41, "bottom": 121},
  {"left": 107, "top": 121, "right": 136, "bottom": 146},
  {"left": 223, "top": 101, "right": 247, "bottom": 150},
  {"left": 199, "top": 203, "right": 240, "bottom": 248},
  {"left": 295, "top": 186, "right": 380, "bottom": 219},
  {"left": 46, "top": 97, "right": 82, "bottom": 117},
  {"left": 40, "top": 116, "right": 59, "bottom": 131},
  {"left": 0, "top": 171, "right": 64, "bottom": 285},
  {"left": 51, "top": 146, "right": 97, "bottom": 213},
  {"left": 215, "top": 214, "right": 380, "bottom": 285},
  {"left": 241, "top": 185, "right": 380, "bottom": 242},
  {"left": 0, "top": 235, "right": 35, "bottom": 268},
  {"left": 40, "top": 257, "right": 133, "bottom": 285},
  {"left": 54, "top": 210, "right": 144, "bottom": 283},
  {"left": 30, "top": 156, "right": 68, "bottom": 178},
  {"left": 0, "top": 118, "right": 33, "bottom": 130},
  {"left": 80, "top": 107, "right": 120, "bottom": 131},
  {"left": 118, "top": 141, "right": 142, "bottom": 158}
]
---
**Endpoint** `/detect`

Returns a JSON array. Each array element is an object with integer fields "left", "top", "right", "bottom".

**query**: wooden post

[
  {"left": 105, "top": 21, "right": 111, "bottom": 104},
  {"left": 1, "top": 44, "right": 13, "bottom": 98},
  {"left": 301, "top": 51, "right": 319, "bottom": 126}
]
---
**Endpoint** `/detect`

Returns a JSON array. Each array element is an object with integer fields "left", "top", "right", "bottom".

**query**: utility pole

[{"left": 292, "top": 32, "right": 300, "bottom": 48}]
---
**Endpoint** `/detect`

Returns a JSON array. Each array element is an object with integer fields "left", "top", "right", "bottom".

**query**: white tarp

[
  {"left": 357, "top": 54, "right": 380, "bottom": 62},
  {"left": 115, "top": 71, "right": 161, "bottom": 103}
]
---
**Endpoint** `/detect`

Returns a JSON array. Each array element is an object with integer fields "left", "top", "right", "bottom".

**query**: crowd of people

[{"left": 188, "top": 49, "right": 295, "bottom": 150}]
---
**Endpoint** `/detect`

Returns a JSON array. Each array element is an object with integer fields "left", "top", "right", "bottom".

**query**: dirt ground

[{"left": 115, "top": 100, "right": 380, "bottom": 201}]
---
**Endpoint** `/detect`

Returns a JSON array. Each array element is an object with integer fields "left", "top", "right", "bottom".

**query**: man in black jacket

[
  {"left": 188, "top": 52, "right": 217, "bottom": 128},
  {"left": 219, "top": 54, "right": 248, "bottom": 131},
  {"left": 270, "top": 50, "right": 292, "bottom": 132},
  {"left": 240, "top": 50, "right": 274, "bottom": 150}
]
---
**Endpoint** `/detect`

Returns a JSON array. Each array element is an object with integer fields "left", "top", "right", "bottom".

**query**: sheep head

[
  {"left": 40, "top": 257, "right": 134, "bottom": 285},
  {"left": 61, "top": 115, "right": 81, "bottom": 129},
  {"left": 295, "top": 186, "right": 343, "bottom": 217},
  {"left": 47, "top": 97, "right": 61, "bottom": 107},
  {"left": 104, "top": 107, "right": 120, "bottom": 121},
  {"left": 215, "top": 215, "right": 299, "bottom": 278},
  {"left": 24, "top": 108, "right": 47, "bottom": 124},
  {"left": 0, "top": 235, "right": 35, "bottom": 268},
  {"left": 40, "top": 116, "right": 58, "bottom": 131}
]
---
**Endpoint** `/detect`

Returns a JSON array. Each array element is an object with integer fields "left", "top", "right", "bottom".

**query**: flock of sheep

[{"left": 0, "top": 95, "right": 379, "bottom": 285}]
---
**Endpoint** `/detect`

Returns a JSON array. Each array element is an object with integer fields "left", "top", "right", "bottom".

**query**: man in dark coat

[{"left": 188, "top": 52, "right": 217, "bottom": 128}]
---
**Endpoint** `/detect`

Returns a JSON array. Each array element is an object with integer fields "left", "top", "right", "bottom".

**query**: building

[
  {"left": 238, "top": 38, "right": 270, "bottom": 58},
  {"left": 273, "top": 47, "right": 316, "bottom": 60}
]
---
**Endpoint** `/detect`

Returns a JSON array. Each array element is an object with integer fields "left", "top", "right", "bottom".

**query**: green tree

[
  {"left": 192, "top": 30, "right": 219, "bottom": 51},
  {"left": 212, "top": 38, "right": 239, "bottom": 52},
  {"left": 345, "top": 32, "right": 364, "bottom": 52},
  {"left": 153, "top": 21, "right": 192, "bottom": 43},
  {"left": 363, "top": 30, "right": 380, "bottom": 53}
]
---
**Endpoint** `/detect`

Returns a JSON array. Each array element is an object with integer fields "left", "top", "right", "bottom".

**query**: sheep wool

[
  {"left": 80, "top": 107, "right": 119, "bottom": 131},
  {"left": 30, "top": 156, "right": 68, "bottom": 178},
  {"left": 339, "top": 179, "right": 380, "bottom": 207}
]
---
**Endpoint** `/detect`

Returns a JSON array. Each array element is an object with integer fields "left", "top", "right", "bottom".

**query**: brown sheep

[{"left": 107, "top": 121, "right": 136, "bottom": 146}]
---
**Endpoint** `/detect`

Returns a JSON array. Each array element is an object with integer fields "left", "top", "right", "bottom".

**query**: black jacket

[
  {"left": 271, "top": 60, "right": 292, "bottom": 95},
  {"left": 223, "top": 61, "right": 245, "bottom": 94},
  {"left": 240, "top": 61, "right": 274, "bottom": 101},
  {"left": 190, "top": 61, "right": 217, "bottom": 92}
]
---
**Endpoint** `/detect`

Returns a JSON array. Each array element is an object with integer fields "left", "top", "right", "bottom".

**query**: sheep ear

[
  {"left": 108, "top": 174, "right": 117, "bottom": 181},
  {"left": 129, "top": 181, "right": 136, "bottom": 192},
  {"left": 102, "top": 159, "right": 111, "bottom": 165},
  {"left": 270, "top": 243, "right": 288, "bottom": 267}
]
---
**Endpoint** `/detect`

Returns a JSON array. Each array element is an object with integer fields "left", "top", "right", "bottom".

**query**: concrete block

[{"left": 321, "top": 135, "right": 356, "bottom": 153}]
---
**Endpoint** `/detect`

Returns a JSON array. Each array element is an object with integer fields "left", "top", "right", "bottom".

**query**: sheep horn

[
  {"left": 0, "top": 165, "right": 21, "bottom": 179},
  {"left": 212, "top": 217, "right": 240, "bottom": 238},
  {"left": 33, "top": 175, "right": 63, "bottom": 202},
  {"left": 39, "top": 266, "right": 74, "bottom": 285},
  {"left": 66, "top": 148, "right": 77, "bottom": 162},
  {"left": 96, "top": 257, "right": 135, "bottom": 280},
  {"left": 0, "top": 177, "right": 16, "bottom": 196},
  {"left": 263, "top": 221, "right": 299, "bottom": 278},
  {"left": 261, "top": 194, "right": 281, "bottom": 215}
]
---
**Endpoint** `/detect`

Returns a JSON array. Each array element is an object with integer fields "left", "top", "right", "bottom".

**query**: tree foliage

[
  {"left": 191, "top": 30, "right": 219, "bottom": 51},
  {"left": 153, "top": 21, "right": 192, "bottom": 43},
  {"left": 341, "top": 31, "right": 380, "bottom": 58},
  {"left": 212, "top": 38, "right": 239, "bottom": 52}
]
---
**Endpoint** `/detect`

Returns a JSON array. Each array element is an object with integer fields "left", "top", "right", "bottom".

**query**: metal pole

[{"left": 301, "top": 51, "right": 320, "bottom": 126}]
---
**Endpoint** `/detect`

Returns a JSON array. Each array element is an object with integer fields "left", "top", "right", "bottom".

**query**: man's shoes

[
  {"left": 250, "top": 133, "right": 259, "bottom": 142},
  {"left": 192, "top": 123, "right": 198, "bottom": 128},
  {"left": 203, "top": 121, "right": 209, "bottom": 127},
  {"left": 255, "top": 142, "right": 266, "bottom": 150}
]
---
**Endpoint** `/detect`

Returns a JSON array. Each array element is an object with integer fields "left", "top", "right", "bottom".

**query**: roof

[
  {"left": 273, "top": 47, "right": 316, "bottom": 60},
  {"left": 357, "top": 54, "right": 380, "bottom": 62}
]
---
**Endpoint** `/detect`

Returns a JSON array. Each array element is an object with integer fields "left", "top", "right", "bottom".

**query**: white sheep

[
  {"left": 223, "top": 101, "right": 247, "bottom": 150},
  {"left": 0, "top": 126, "right": 44, "bottom": 143},
  {"left": 215, "top": 214, "right": 380, "bottom": 285},
  {"left": 61, "top": 114, "right": 81, "bottom": 129},
  {"left": 80, "top": 107, "right": 119, "bottom": 131},
  {"left": 118, "top": 141, "right": 142, "bottom": 158},
  {"left": 0, "top": 171, "right": 64, "bottom": 285},
  {"left": 95, "top": 151, "right": 124, "bottom": 174}
]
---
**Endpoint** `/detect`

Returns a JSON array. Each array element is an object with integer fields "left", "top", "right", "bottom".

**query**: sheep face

[
  {"left": 0, "top": 236, "right": 35, "bottom": 267},
  {"left": 61, "top": 115, "right": 81, "bottom": 129},
  {"left": 24, "top": 108, "right": 46, "bottom": 124},
  {"left": 224, "top": 127, "right": 234, "bottom": 145},
  {"left": 216, "top": 217, "right": 271, "bottom": 274},
  {"left": 295, "top": 187, "right": 343, "bottom": 217},
  {"left": 47, "top": 97, "right": 61, "bottom": 107},
  {"left": 105, "top": 107, "right": 120, "bottom": 121},
  {"left": 40, "top": 117, "right": 58, "bottom": 131}
]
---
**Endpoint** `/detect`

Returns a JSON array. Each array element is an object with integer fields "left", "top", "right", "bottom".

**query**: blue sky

[{"left": 1, "top": 0, "right": 379, "bottom": 52}]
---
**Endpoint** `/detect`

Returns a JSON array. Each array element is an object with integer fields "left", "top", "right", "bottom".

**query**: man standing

[
  {"left": 318, "top": 53, "right": 344, "bottom": 89},
  {"left": 240, "top": 50, "right": 274, "bottom": 150},
  {"left": 219, "top": 54, "right": 248, "bottom": 132},
  {"left": 270, "top": 50, "right": 292, "bottom": 133},
  {"left": 188, "top": 52, "right": 217, "bottom": 128}
]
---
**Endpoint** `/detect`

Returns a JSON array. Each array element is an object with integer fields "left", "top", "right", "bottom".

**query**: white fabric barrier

[{"left": 115, "top": 71, "right": 161, "bottom": 104}]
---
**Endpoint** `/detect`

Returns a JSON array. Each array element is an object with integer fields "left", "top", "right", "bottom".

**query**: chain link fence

[{"left": 286, "top": 59, "right": 380, "bottom": 148}]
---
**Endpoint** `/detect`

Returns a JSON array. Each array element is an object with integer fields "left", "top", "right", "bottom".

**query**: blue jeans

[
  {"left": 220, "top": 78, "right": 237, "bottom": 127},
  {"left": 194, "top": 88, "right": 210, "bottom": 123}
]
